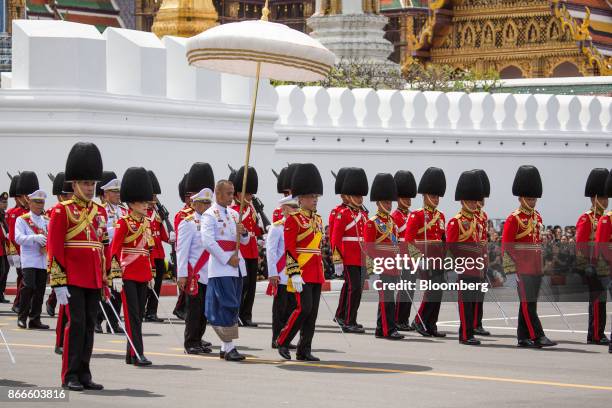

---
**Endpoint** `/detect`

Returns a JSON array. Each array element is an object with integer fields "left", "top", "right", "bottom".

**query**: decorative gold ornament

[{"left": 151, "top": 0, "right": 219, "bottom": 38}]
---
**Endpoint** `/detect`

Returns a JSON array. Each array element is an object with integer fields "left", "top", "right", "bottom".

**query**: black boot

[
  {"left": 413, "top": 321, "right": 431, "bottom": 337},
  {"left": 296, "top": 351, "right": 320, "bottom": 361},
  {"left": 94, "top": 322, "right": 103, "bottom": 334},
  {"left": 277, "top": 346, "right": 291, "bottom": 360},
  {"left": 17, "top": 318, "right": 26, "bottom": 329},
  {"left": 62, "top": 380, "right": 84, "bottom": 391},
  {"left": 133, "top": 356, "right": 153, "bottom": 366},
  {"left": 460, "top": 338, "right": 481, "bottom": 346},
  {"left": 224, "top": 348, "right": 245, "bottom": 362},
  {"left": 81, "top": 380, "right": 104, "bottom": 390},
  {"left": 28, "top": 320, "right": 49, "bottom": 330},
  {"left": 535, "top": 336, "right": 557, "bottom": 347},
  {"left": 473, "top": 326, "right": 490, "bottom": 336},
  {"left": 517, "top": 339, "right": 541, "bottom": 348}
]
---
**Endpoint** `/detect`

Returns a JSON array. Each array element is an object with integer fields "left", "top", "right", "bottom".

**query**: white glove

[
  {"left": 334, "top": 263, "right": 344, "bottom": 277},
  {"left": 7, "top": 255, "right": 14, "bottom": 267},
  {"left": 13, "top": 255, "right": 21, "bottom": 269},
  {"left": 291, "top": 275, "right": 304, "bottom": 293},
  {"left": 34, "top": 234, "right": 47, "bottom": 246},
  {"left": 148, "top": 279, "right": 156, "bottom": 290},
  {"left": 55, "top": 286, "right": 70, "bottom": 305},
  {"left": 169, "top": 231, "right": 176, "bottom": 243},
  {"left": 112, "top": 278, "right": 123, "bottom": 293}
]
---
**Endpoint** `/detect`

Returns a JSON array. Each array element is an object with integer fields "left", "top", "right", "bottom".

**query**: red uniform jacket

[
  {"left": 594, "top": 212, "right": 612, "bottom": 275},
  {"left": 363, "top": 211, "right": 400, "bottom": 276},
  {"left": 332, "top": 205, "right": 367, "bottom": 266},
  {"left": 7, "top": 206, "right": 27, "bottom": 255},
  {"left": 501, "top": 208, "right": 543, "bottom": 275},
  {"left": 47, "top": 197, "right": 110, "bottom": 289},
  {"left": 446, "top": 209, "right": 483, "bottom": 278},
  {"left": 576, "top": 209, "right": 602, "bottom": 267},
  {"left": 328, "top": 203, "right": 346, "bottom": 254},
  {"left": 391, "top": 207, "right": 409, "bottom": 243},
  {"left": 147, "top": 207, "right": 169, "bottom": 260},
  {"left": 272, "top": 206, "right": 283, "bottom": 223},
  {"left": 476, "top": 208, "right": 489, "bottom": 268},
  {"left": 231, "top": 201, "right": 263, "bottom": 259},
  {"left": 284, "top": 209, "right": 324, "bottom": 285},
  {"left": 110, "top": 213, "right": 154, "bottom": 283},
  {"left": 405, "top": 206, "right": 446, "bottom": 259}
]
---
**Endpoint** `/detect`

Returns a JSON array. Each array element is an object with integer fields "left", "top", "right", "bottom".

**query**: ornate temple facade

[
  {"left": 380, "top": 0, "right": 612, "bottom": 78},
  {"left": 213, "top": 0, "right": 315, "bottom": 32}
]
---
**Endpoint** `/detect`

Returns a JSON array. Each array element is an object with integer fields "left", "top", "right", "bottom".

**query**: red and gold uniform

[
  {"left": 110, "top": 212, "right": 154, "bottom": 362},
  {"left": 502, "top": 206, "right": 545, "bottom": 341},
  {"left": 272, "top": 206, "right": 283, "bottom": 223},
  {"left": 145, "top": 207, "right": 169, "bottom": 317},
  {"left": 7, "top": 204, "right": 27, "bottom": 308},
  {"left": 329, "top": 202, "right": 348, "bottom": 322},
  {"left": 405, "top": 205, "right": 446, "bottom": 334},
  {"left": 364, "top": 210, "right": 400, "bottom": 337},
  {"left": 173, "top": 205, "right": 194, "bottom": 317},
  {"left": 332, "top": 205, "right": 366, "bottom": 326},
  {"left": 391, "top": 207, "right": 412, "bottom": 326},
  {"left": 592, "top": 209, "right": 612, "bottom": 342},
  {"left": 472, "top": 208, "right": 489, "bottom": 331},
  {"left": 447, "top": 208, "right": 483, "bottom": 342},
  {"left": 276, "top": 208, "right": 324, "bottom": 353},
  {"left": 47, "top": 195, "right": 110, "bottom": 385}
]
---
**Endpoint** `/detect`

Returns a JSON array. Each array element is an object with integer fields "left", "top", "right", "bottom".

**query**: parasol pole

[
  {"left": 235, "top": 61, "right": 262, "bottom": 254},
  {"left": 235, "top": 1, "right": 269, "bottom": 254}
]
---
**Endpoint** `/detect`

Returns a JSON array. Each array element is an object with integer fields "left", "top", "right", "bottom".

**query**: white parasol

[{"left": 186, "top": 0, "right": 335, "bottom": 250}]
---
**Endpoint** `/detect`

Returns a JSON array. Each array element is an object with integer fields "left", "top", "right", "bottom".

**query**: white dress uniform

[
  {"left": 177, "top": 211, "right": 209, "bottom": 285},
  {"left": 266, "top": 221, "right": 288, "bottom": 285},
  {"left": 14, "top": 210, "right": 48, "bottom": 269},
  {"left": 100, "top": 178, "right": 126, "bottom": 243},
  {"left": 201, "top": 202, "right": 249, "bottom": 278}
]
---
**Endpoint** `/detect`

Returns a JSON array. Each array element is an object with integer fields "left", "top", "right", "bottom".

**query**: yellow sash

[
  {"left": 297, "top": 232, "right": 322, "bottom": 268},
  {"left": 417, "top": 211, "right": 440, "bottom": 235},
  {"left": 65, "top": 205, "right": 99, "bottom": 241}
]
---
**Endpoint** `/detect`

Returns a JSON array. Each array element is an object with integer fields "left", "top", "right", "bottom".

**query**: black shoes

[
  {"left": 429, "top": 330, "right": 446, "bottom": 338},
  {"left": 144, "top": 314, "right": 164, "bottom": 323},
  {"left": 224, "top": 348, "right": 245, "bottom": 361},
  {"left": 535, "top": 336, "right": 557, "bottom": 347},
  {"left": 609, "top": 345, "right": 612, "bottom": 354},
  {"left": 17, "top": 319, "right": 27, "bottom": 329},
  {"left": 342, "top": 324, "right": 365, "bottom": 334},
  {"left": 126, "top": 355, "right": 153, "bottom": 366},
  {"left": 240, "top": 319, "right": 258, "bottom": 327},
  {"left": 55, "top": 346, "right": 63, "bottom": 355},
  {"left": 94, "top": 322, "right": 103, "bottom": 334},
  {"left": 82, "top": 381, "right": 104, "bottom": 390},
  {"left": 375, "top": 331, "right": 404, "bottom": 340},
  {"left": 333, "top": 317, "right": 345, "bottom": 326},
  {"left": 460, "top": 338, "right": 481, "bottom": 346},
  {"left": 133, "top": 356, "right": 153, "bottom": 366},
  {"left": 28, "top": 320, "right": 49, "bottom": 330},
  {"left": 278, "top": 346, "right": 291, "bottom": 360},
  {"left": 296, "top": 352, "right": 320, "bottom": 361},
  {"left": 46, "top": 301, "right": 55, "bottom": 317},
  {"left": 11, "top": 305, "right": 19, "bottom": 314},
  {"left": 474, "top": 327, "right": 490, "bottom": 336},
  {"left": 271, "top": 341, "right": 296, "bottom": 349},
  {"left": 62, "top": 380, "right": 84, "bottom": 391},
  {"left": 518, "top": 339, "right": 541, "bottom": 348},
  {"left": 396, "top": 323, "right": 414, "bottom": 332},
  {"left": 186, "top": 346, "right": 212, "bottom": 355},
  {"left": 201, "top": 340, "right": 212, "bottom": 348},
  {"left": 0, "top": 295, "right": 10, "bottom": 304},
  {"left": 587, "top": 337, "right": 610, "bottom": 345},
  {"left": 172, "top": 309, "right": 186, "bottom": 321},
  {"left": 413, "top": 322, "right": 432, "bottom": 337}
]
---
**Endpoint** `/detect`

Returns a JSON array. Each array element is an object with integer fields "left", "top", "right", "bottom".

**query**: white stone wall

[{"left": 1, "top": 20, "right": 611, "bottom": 226}]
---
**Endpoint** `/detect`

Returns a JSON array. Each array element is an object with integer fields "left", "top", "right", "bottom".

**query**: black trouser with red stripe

[
  {"left": 239, "top": 258, "right": 259, "bottom": 322},
  {"left": 458, "top": 276, "right": 480, "bottom": 341},
  {"left": 145, "top": 258, "right": 166, "bottom": 317},
  {"left": 121, "top": 280, "right": 148, "bottom": 360},
  {"left": 272, "top": 284, "right": 297, "bottom": 343},
  {"left": 472, "top": 289, "right": 485, "bottom": 330},
  {"left": 56, "top": 304, "right": 68, "bottom": 349},
  {"left": 334, "top": 266, "right": 347, "bottom": 323},
  {"left": 586, "top": 275, "right": 608, "bottom": 342},
  {"left": 395, "top": 268, "right": 414, "bottom": 326},
  {"left": 13, "top": 267, "right": 23, "bottom": 308},
  {"left": 414, "top": 270, "right": 444, "bottom": 333},
  {"left": 376, "top": 274, "right": 399, "bottom": 337},
  {"left": 61, "top": 286, "right": 99, "bottom": 385},
  {"left": 341, "top": 265, "right": 364, "bottom": 326},
  {"left": 516, "top": 274, "right": 545, "bottom": 341},
  {"left": 184, "top": 282, "right": 207, "bottom": 349},
  {"left": 276, "top": 283, "right": 321, "bottom": 356},
  {"left": 18, "top": 268, "right": 46, "bottom": 323}
]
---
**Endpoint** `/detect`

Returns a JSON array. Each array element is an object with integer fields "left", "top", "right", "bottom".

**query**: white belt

[
  {"left": 399, "top": 237, "right": 406, "bottom": 242},
  {"left": 342, "top": 237, "right": 363, "bottom": 242}
]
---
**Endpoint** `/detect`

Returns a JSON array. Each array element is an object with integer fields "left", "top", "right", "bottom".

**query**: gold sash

[{"left": 65, "top": 205, "right": 99, "bottom": 241}]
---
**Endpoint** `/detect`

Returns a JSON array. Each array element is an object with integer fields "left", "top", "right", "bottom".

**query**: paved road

[{"left": 0, "top": 291, "right": 610, "bottom": 408}]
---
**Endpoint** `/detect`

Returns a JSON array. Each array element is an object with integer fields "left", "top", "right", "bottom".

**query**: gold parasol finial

[{"left": 261, "top": 0, "right": 270, "bottom": 21}]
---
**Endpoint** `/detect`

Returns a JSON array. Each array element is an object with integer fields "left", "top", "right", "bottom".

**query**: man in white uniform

[
  {"left": 15, "top": 189, "right": 49, "bottom": 330},
  {"left": 201, "top": 180, "right": 249, "bottom": 362},
  {"left": 266, "top": 195, "right": 299, "bottom": 349},
  {"left": 177, "top": 187, "right": 214, "bottom": 354}
]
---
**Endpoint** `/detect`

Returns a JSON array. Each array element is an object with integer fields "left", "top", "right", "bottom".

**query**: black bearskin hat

[
  {"left": 120, "top": 167, "right": 153, "bottom": 203},
  {"left": 65, "top": 142, "right": 103, "bottom": 182},
  {"left": 370, "top": 173, "right": 398, "bottom": 202},
  {"left": 512, "top": 165, "right": 542, "bottom": 198},
  {"left": 417, "top": 167, "right": 446, "bottom": 197},
  {"left": 394, "top": 170, "right": 417, "bottom": 198}
]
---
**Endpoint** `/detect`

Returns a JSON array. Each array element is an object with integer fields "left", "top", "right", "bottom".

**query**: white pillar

[{"left": 342, "top": 0, "right": 364, "bottom": 14}]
